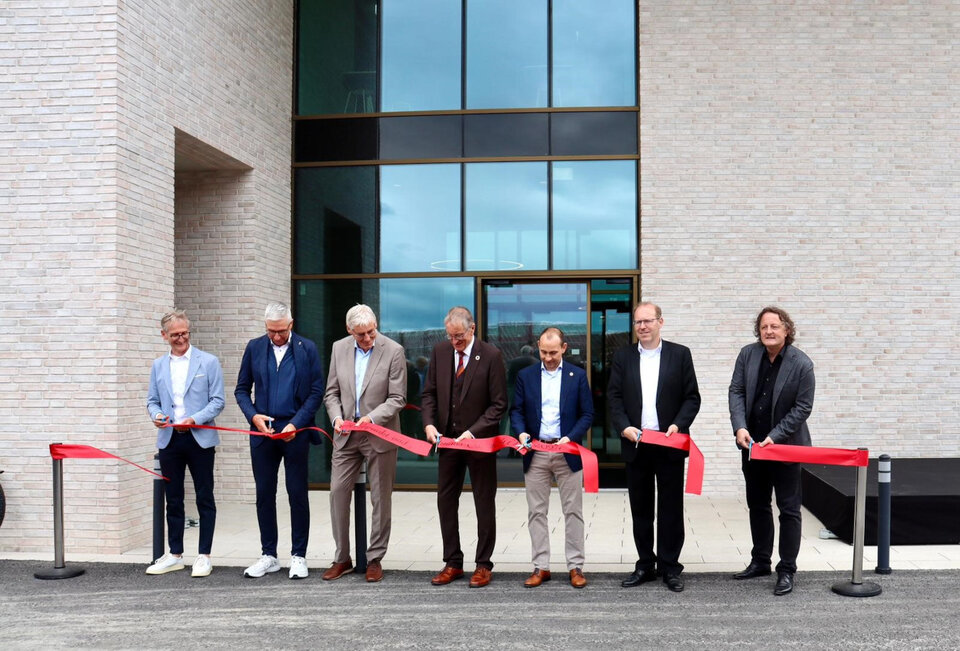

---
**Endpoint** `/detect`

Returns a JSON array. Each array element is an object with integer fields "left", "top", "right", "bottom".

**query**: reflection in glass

[
  {"left": 552, "top": 160, "right": 637, "bottom": 270},
  {"left": 552, "top": 0, "right": 636, "bottom": 107},
  {"left": 297, "top": 0, "right": 378, "bottom": 115},
  {"left": 467, "top": 0, "right": 547, "bottom": 109},
  {"left": 382, "top": 0, "right": 461, "bottom": 112},
  {"left": 294, "top": 167, "right": 376, "bottom": 275},
  {"left": 380, "top": 164, "right": 461, "bottom": 272},
  {"left": 465, "top": 163, "right": 548, "bottom": 271}
]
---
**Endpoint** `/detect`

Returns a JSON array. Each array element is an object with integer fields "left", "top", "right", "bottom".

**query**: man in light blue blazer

[
  {"left": 511, "top": 327, "right": 594, "bottom": 589},
  {"left": 146, "top": 309, "right": 225, "bottom": 577}
]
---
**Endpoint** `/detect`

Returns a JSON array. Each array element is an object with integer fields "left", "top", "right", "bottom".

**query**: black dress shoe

[
  {"left": 621, "top": 568, "right": 657, "bottom": 588},
  {"left": 663, "top": 574, "right": 684, "bottom": 592},
  {"left": 733, "top": 561, "right": 772, "bottom": 580},
  {"left": 774, "top": 571, "right": 794, "bottom": 596}
]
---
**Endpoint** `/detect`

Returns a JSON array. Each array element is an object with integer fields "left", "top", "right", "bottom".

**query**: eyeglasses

[
  {"left": 447, "top": 331, "right": 470, "bottom": 342},
  {"left": 632, "top": 319, "right": 660, "bottom": 327},
  {"left": 167, "top": 331, "right": 190, "bottom": 339},
  {"left": 267, "top": 328, "right": 291, "bottom": 337}
]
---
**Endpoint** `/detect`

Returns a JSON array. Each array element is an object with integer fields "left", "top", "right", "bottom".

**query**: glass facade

[{"left": 295, "top": 0, "right": 639, "bottom": 487}]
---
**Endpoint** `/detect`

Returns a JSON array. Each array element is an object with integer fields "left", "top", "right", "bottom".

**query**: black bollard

[
  {"left": 153, "top": 453, "right": 165, "bottom": 562},
  {"left": 875, "top": 454, "right": 892, "bottom": 575},
  {"left": 354, "top": 460, "right": 368, "bottom": 573},
  {"left": 35, "top": 447, "right": 85, "bottom": 580}
]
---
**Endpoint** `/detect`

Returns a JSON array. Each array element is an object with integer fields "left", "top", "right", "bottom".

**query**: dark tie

[{"left": 456, "top": 351, "right": 465, "bottom": 377}]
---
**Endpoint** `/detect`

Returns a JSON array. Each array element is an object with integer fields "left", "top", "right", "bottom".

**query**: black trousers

[
  {"left": 741, "top": 452, "right": 803, "bottom": 573},
  {"left": 250, "top": 428, "right": 311, "bottom": 557},
  {"left": 437, "top": 448, "right": 497, "bottom": 570},
  {"left": 158, "top": 430, "right": 216, "bottom": 555},
  {"left": 626, "top": 444, "right": 685, "bottom": 576}
]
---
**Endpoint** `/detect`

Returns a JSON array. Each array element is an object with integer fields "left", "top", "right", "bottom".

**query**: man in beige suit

[{"left": 322, "top": 304, "right": 407, "bottom": 582}]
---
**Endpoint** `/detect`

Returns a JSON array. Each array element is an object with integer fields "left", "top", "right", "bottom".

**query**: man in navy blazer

[
  {"left": 235, "top": 302, "right": 324, "bottom": 580},
  {"left": 146, "top": 310, "right": 225, "bottom": 577},
  {"left": 608, "top": 302, "right": 701, "bottom": 593},
  {"left": 729, "top": 306, "right": 815, "bottom": 596},
  {"left": 511, "top": 327, "right": 593, "bottom": 589}
]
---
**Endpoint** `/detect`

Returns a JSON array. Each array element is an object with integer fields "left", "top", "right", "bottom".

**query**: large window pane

[
  {"left": 467, "top": 0, "right": 547, "bottom": 109},
  {"left": 294, "top": 167, "right": 376, "bottom": 275},
  {"left": 297, "top": 277, "right": 474, "bottom": 485},
  {"left": 297, "top": 0, "right": 378, "bottom": 115},
  {"left": 552, "top": 160, "right": 637, "bottom": 269},
  {"left": 465, "top": 163, "right": 548, "bottom": 271},
  {"left": 382, "top": 0, "right": 461, "bottom": 112},
  {"left": 380, "top": 164, "right": 461, "bottom": 272},
  {"left": 552, "top": 0, "right": 636, "bottom": 107}
]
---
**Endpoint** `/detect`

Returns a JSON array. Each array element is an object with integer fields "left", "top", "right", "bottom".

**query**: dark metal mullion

[
  {"left": 375, "top": 0, "right": 384, "bottom": 273},
  {"left": 547, "top": 0, "right": 553, "bottom": 109},
  {"left": 547, "top": 161, "right": 553, "bottom": 271},
  {"left": 546, "top": 0, "right": 554, "bottom": 271},
  {"left": 460, "top": 0, "right": 467, "bottom": 273}
]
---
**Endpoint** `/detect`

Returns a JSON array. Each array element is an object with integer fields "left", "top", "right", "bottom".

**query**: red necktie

[{"left": 456, "top": 352, "right": 465, "bottom": 377}]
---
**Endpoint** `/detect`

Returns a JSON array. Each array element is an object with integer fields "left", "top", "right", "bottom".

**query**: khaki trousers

[{"left": 525, "top": 451, "right": 585, "bottom": 571}]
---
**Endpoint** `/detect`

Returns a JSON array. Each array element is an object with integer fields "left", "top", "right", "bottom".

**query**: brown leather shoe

[
  {"left": 365, "top": 560, "right": 383, "bottom": 583},
  {"left": 321, "top": 561, "right": 354, "bottom": 581},
  {"left": 430, "top": 565, "right": 464, "bottom": 586},
  {"left": 524, "top": 569, "right": 552, "bottom": 588},
  {"left": 469, "top": 567, "right": 492, "bottom": 588},
  {"left": 569, "top": 568, "right": 587, "bottom": 589}
]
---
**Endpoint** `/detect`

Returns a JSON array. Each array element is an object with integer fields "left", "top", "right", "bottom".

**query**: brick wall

[
  {"left": 0, "top": 0, "right": 293, "bottom": 554},
  {"left": 639, "top": 0, "right": 959, "bottom": 494}
]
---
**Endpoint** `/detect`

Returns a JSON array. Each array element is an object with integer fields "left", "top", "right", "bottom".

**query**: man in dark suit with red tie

[
  {"left": 608, "top": 302, "right": 701, "bottom": 593},
  {"left": 421, "top": 306, "right": 508, "bottom": 588}
]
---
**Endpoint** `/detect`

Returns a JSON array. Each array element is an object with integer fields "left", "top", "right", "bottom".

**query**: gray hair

[
  {"left": 264, "top": 302, "right": 293, "bottom": 322},
  {"left": 444, "top": 306, "right": 474, "bottom": 330},
  {"left": 346, "top": 304, "right": 377, "bottom": 331},
  {"left": 161, "top": 309, "right": 190, "bottom": 332}
]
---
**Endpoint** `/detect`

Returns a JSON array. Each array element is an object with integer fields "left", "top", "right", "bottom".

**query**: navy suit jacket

[
  {"left": 234, "top": 332, "right": 325, "bottom": 447},
  {"left": 510, "top": 362, "right": 594, "bottom": 472},
  {"left": 728, "top": 342, "right": 815, "bottom": 446},
  {"left": 607, "top": 340, "right": 701, "bottom": 464}
]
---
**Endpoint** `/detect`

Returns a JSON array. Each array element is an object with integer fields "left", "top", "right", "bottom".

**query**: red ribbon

[
  {"left": 339, "top": 421, "right": 433, "bottom": 456},
  {"left": 49, "top": 444, "right": 168, "bottom": 480},
  {"left": 527, "top": 440, "right": 600, "bottom": 494},
  {"left": 437, "top": 434, "right": 527, "bottom": 455},
  {"left": 640, "top": 429, "right": 705, "bottom": 495},
  {"left": 749, "top": 443, "right": 869, "bottom": 467}
]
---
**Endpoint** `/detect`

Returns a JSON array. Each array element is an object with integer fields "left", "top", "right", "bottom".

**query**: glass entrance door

[{"left": 482, "top": 277, "right": 633, "bottom": 487}]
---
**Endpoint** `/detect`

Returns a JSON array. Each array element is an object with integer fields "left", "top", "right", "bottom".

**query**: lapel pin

[
  {"left": 474, "top": 355, "right": 480, "bottom": 361},
  {"left": 569, "top": 371, "right": 574, "bottom": 376}
]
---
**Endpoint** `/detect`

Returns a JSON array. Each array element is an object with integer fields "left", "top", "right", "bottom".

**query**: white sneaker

[
  {"left": 244, "top": 554, "right": 281, "bottom": 578},
  {"left": 191, "top": 555, "right": 213, "bottom": 578},
  {"left": 289, "top": 555, "right": 308, "bottom": 580},
  {"left": 146, "top": 553, "right": 184, "bottom": 575}
]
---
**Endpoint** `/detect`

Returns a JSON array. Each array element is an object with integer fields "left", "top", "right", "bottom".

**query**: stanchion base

[
  {"left": 875, "top": 567, "right": 892, "bottom": 575},
  {"left": 832, "top": 580, "right": 882, "bottom": 597},
  {"left": 35, "top": 565, "right": 86, "bottom": 580}
]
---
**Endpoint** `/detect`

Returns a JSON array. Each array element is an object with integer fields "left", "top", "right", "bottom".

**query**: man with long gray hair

[
  {"left": 235, "top": 302, "right": 324, "bottom": 580},
  {"left": 322, "top": 304, "right": 407, "bottom": 582}
]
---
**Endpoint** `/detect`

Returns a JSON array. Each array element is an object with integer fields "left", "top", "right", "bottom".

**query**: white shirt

[
  {"left": 539, "top": 362, "right": 563, "bottom": 440},
  {"left": 169, "top": 345, "right": 192, "bottom": 423},
  {"left": 272, "top": 341, "right": 288, "bottom": 369},
  {"left": 638, "top": 341, "right": 662, "bottom": 431}
]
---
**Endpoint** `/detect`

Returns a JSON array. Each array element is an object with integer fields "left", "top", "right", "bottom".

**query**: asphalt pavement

[{"left": 1, "top": 560, "right": 957, "bottom": 650}]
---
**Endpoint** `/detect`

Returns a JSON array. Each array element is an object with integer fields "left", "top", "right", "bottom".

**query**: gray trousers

[{"left": 524, "top": 451, "right": 585, "bottom": 571}]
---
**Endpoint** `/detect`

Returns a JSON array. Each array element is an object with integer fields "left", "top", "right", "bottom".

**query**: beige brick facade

[
  {"left": 0, "top": 0, "right": 956, "bottom": 555},
  {"left": 1, "top": 0, "right": 293, "bottom": 554}
]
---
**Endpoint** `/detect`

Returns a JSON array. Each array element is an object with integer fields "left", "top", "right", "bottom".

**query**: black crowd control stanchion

[
  {"left": 832, "top": 448, "right": 881, "bottom": 597},
  {"left": 153, "top": 453, "right": 165, "bottom": 562},
  {"left": 875, "top": 454, "right": 892, "bottom": 575},
  {"left": 35, "top": 444, "right": 85, "bottom": 580},
  {"left": 354, "top": 460, "right": 368, "bottom": 573}
]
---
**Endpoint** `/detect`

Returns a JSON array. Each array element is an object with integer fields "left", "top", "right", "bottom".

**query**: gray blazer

[
  {"left": 728, "top": 342, "right": 815, "bottom": 446},
  {"left": 323, "top": 333, "right": 407, "bottom": 453}
]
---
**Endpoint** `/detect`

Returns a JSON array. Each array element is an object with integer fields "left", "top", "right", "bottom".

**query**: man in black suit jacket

[
  {"left": 421, "top": 306, "right": 507, "bottom": 589},
  {"left": 729, "top": 306, "right": 815, "bottom": 596},
  {"left": 608, "top": 302, "right": 700, "bottom": 593}
]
